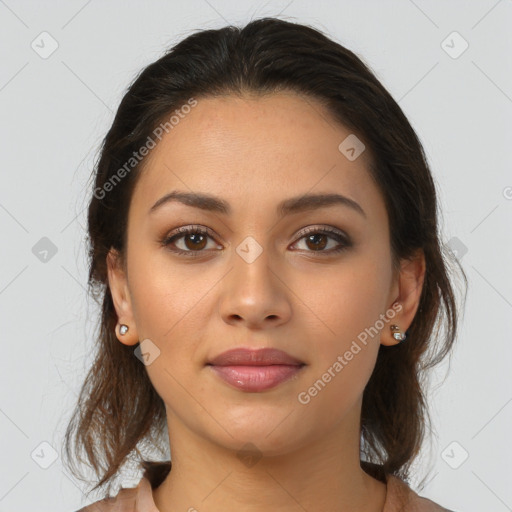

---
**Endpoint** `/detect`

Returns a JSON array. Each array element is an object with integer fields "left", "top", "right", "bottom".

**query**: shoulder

[
  {"left": 74, "top": 482, "right": 142, "bottom": 511},
  {"left": 385, "top": 474, "right": 456, "bottom": 512},
  {"left": 75, "top": 460, "right": 168, "bottom": 511}
]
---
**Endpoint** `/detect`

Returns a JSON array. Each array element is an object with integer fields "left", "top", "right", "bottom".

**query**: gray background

[{"left": 1, "top": 0, "right": 511, "bottom": 510}]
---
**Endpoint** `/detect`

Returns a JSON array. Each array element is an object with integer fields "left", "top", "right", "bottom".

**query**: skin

[{"left": 107, "top": 91, "right": 425, "bottom": 512}]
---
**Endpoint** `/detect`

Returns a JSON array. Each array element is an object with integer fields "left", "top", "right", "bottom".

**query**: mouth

[
  {"left": 207, "top": 347, "right": 304, "bottom": 366},
  {"left": 208, "top": 364, "right": 305, "bottom": 392},
  {"left": 206, "top": 347, "right": 305, "bottom": 392}
]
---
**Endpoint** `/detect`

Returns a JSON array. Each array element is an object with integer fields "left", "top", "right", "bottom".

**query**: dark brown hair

[{"left": 63, "top": 16, "right": 467, "bottom": 499}]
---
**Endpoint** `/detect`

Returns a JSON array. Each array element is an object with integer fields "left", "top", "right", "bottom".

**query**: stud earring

[
  {"left": 119, "top": 324, "right": 129, "bottom": 335},
  {"left": 390, "top": 324, "right": 407, "bottom": 344}
]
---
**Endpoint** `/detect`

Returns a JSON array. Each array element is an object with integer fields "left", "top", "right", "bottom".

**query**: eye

[
  {"left": 161, "top": 225, "right": 352, "bottom": 257},
  {"left": 161, "top": 225, "right": 222, "bottom": 257},
  {"left": 291, "top": 226, "right": 352, "bottom": 254}
]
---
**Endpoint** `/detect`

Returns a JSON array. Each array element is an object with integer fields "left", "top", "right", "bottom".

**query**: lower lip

[{"left": 208, "top": 364, "right": 304, "bottom": 392}]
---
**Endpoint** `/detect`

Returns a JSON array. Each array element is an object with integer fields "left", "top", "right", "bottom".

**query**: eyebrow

[{"left": 149, "top": 190, "right": 366, "bottom": 218}]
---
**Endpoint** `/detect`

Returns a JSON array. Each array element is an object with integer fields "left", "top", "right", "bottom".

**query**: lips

[
  {"left": 206, "top": 348, "right": 305, "bottom": 392},
  {"left": 207, "top": 347, "right": 304, "bottom": 367}
]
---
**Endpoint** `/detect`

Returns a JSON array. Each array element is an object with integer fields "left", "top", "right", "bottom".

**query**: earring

[
  {"left": 390, "top": 324, "right": 407, "bottom": 344},
  {"left": 119, "top": 324, "right": 129, "bottom": 335}
]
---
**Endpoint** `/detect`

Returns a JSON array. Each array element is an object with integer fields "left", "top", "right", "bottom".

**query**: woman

[{"left": 65, "top": 17, "right": 466, "bottom": 512}]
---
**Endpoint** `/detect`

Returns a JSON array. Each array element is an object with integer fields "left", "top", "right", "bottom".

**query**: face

[{"left": 108, "top": 91, "right": 423, "bottom": 457}]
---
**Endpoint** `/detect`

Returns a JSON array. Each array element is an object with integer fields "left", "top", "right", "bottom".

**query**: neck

[{"left": 152, "top": 406, "right": 387, "bottom": 512}]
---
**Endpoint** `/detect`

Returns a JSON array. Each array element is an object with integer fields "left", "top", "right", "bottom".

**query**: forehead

[{"left": 130, "top": 91, "right": 384, "bottom": 222}]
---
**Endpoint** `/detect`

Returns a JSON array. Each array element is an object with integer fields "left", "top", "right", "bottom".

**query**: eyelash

[{"left": 160, "top": 225, "right": 352, "bottom": 258}]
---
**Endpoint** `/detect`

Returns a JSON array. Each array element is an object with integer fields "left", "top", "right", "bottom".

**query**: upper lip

[{"left": 207, "top": 348, "right": 304, "bottom": 366}]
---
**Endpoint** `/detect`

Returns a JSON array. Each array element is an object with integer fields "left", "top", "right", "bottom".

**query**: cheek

[
  {"left": 294, "top": 294, "right": 382, "bottom": 428},
  {"left": 126, "top": 248, "right": 220, "bottom": 385},
  {"left": 127, "top": 246, "right": 212, "bottom": 340},
  {"left": 301, "top": 251, "right": 392, "bottom": 346},
  {"left": 295, "top": 251, "right": 391, "bottom": 397}
]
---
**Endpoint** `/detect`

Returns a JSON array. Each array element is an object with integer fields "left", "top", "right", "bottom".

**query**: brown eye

[
  {"left": 182, "top": 232, "right": 208, "bottom": 250},
  {"left": 161, "top": 225, "right": 351, "bottom": 257},
  {"left": 292, "top": 227, "right": 352, "bottom": 255},
  {"left": 304, "top": 233, "right": 329, "bottom": 251},
  {"left": 161, "top": 226, "right": 221, "bottom": 256}
]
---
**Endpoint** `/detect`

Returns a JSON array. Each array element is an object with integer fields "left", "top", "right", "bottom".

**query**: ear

[
  {"left": 106, "top": 248, "right": 139, "bottom": 346},
  {"left": 381, "top": 248, "right": 426, "bottom": 346}
]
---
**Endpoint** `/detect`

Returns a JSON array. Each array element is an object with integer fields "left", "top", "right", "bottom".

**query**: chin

[{"left": 211, "top": 419, "right": 306, "bottom": 458}]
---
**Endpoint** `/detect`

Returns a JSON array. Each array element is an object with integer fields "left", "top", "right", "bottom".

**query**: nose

[{"left": 218, "top": 240, "right": 292, "bottom": 329}]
